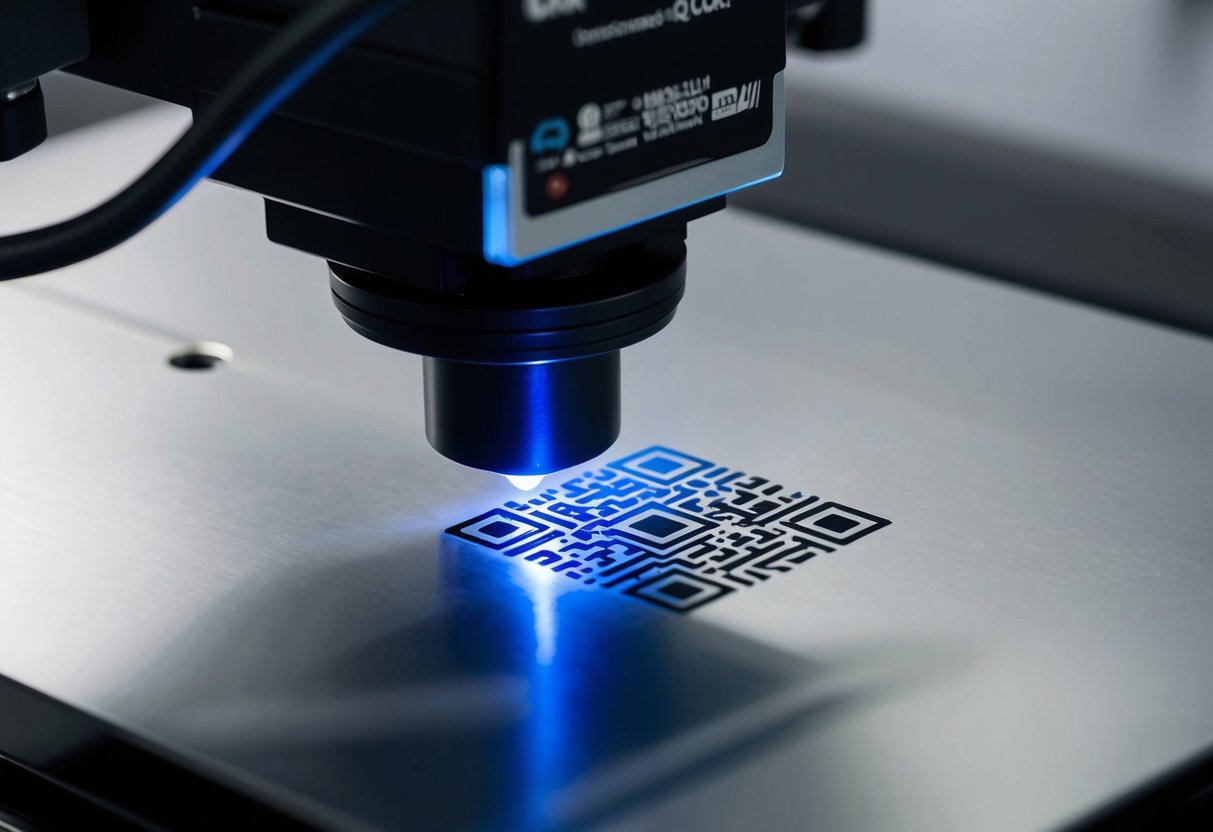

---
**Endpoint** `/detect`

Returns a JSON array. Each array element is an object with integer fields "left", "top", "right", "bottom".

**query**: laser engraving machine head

[{"left": 0, "top": 0, "right": 861, "bottom": 479}]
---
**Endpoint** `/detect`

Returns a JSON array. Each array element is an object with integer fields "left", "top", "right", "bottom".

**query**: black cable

[{"left": 0, "top": 0, "right": 412, "bottom": 281}]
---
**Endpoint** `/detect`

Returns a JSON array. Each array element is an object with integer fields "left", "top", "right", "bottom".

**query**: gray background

[{"left": 737, "top": 0, "right": 1213, "bottom": 334}]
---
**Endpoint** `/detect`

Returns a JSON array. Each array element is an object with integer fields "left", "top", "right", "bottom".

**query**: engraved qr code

[{"left": 447, "top": 447, "right": 892, "bottom": 613}]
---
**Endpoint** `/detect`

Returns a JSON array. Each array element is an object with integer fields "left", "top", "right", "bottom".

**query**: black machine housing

[{"left": 6, "top": 0, "right": 804, "bottom": 475}]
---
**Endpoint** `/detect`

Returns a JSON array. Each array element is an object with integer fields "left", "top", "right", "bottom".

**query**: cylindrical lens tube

[{"left": 424, "top": 352, "right": 621, "bottom": 475}]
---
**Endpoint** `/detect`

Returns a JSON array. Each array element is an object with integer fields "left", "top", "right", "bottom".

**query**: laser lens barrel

[
  {"left": 423, "top": 352, "right": 621, "bottom": 476},
  {"left": 330, "top": 234, "right": 685, "bottom": 477}
]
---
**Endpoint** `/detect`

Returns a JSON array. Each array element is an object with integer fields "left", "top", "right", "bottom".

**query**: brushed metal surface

[{"left": 2, "top": 97, "right": 1213, "bottom": 831}]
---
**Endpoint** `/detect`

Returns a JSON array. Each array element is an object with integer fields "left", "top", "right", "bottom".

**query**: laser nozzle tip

[{"left": 505, "top": 474, "right": 546, "bottom": 491}]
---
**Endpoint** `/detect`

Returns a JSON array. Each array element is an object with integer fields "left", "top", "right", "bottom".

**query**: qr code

[{"left": 447, "top": 446, "right": 891, "bottom": 613}]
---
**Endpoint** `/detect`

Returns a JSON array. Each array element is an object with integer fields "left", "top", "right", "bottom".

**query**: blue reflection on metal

[
  {"left": 516, "top": 564, "right": 563, "bottom": 829},
  {"left": 439, "top": 539, "right": 578, "bottom": 831},
  {"left": 521, "top": 566, "right": 560, "bottom": 667},
  {"left": 481, "top": 163, "right": 784, "bottom": 267}
]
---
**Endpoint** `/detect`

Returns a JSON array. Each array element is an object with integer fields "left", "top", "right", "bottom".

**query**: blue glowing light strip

[{"left": 483, "top": 165, "right": 514, "bottom": 267}]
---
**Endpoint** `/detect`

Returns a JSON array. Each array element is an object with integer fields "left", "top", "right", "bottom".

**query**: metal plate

[{"left": 1, "top": 94, "right": 1212, "bottom": 831}]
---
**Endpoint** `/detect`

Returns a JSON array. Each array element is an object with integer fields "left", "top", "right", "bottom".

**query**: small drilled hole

[{"left": 168, "top": 342, "right": 233, "bottom": 371}]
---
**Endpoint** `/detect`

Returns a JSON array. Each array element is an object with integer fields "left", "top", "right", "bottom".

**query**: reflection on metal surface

[
  {"left": 519, "top": 562, "right": 560, "bottom": 667},
  {"left": 135, "top": 530, "right": 853, "bottom": 832},
  {"left": 448, "top": 446, "right": 893, "bottom": 612},
  {"left": 436, "top": 539, "right": 863, "bottom": 832},
  {"left": 513, "top": 556, "right": 565, "bottom": 832}
]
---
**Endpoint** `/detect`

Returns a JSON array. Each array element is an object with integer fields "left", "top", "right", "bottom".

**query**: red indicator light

[{"left": 545, "top": 172, "right": 570, "bottom": 201}]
